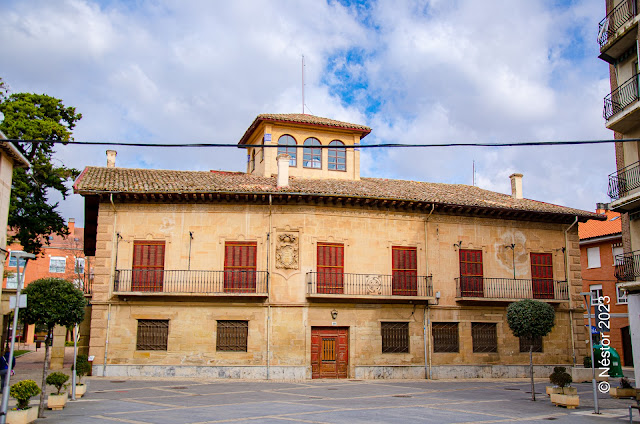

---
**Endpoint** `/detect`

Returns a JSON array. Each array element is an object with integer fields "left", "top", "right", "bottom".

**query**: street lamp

[
  {"left": 0, "top": 251, "right": 35, "bottom": 423},
  {"left": 580, "top": 291, "right": 600, "bottom": 415}
]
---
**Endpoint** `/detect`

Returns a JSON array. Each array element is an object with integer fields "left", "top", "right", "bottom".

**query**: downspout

[
  {"left": 267, "top": 195, "right": 273, "bottom": 380},
  {"left": 103, "top": 193, "right": 118, "bottom": 377},
  {"left": 424, "top": 204, "right": 435, "bottom": 379},
  {"left": 564, "top": 216, "right": 578, "bottom": 367}
]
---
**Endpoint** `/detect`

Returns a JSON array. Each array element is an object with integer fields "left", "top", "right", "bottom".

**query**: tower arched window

[
  {"left": 328, "top": 140, "right": 346, "bottom": 171},
  {"left": 277, "top": 135, "right": 297, "bottom": 166},
  {"left": 303, "top": 138, "right": 322, "bottom": 169}
]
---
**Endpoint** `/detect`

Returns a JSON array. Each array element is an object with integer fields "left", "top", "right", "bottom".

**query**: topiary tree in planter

[
  {"left": 46, "top": 372, "right": 69, "bottom": 395},
  {"left": 507, "top": 299, "right": 555, "bottom": 401},
  {"left": 74, "top": 354, "right": 90, "bottom": 383},
  {"left": 549, "top": 366, "right": 572, "bottom": 388},
  {"left": 10, "top": 379, "right": 40, "bottom": 410}
]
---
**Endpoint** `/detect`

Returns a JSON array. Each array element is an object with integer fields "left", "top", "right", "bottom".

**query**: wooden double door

[{"left": 311, "top": 327, "right": 348, "bottom": 379}]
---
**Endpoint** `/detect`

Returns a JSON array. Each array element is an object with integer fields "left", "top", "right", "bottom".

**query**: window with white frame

[
  {"left": 8, "top": 252, "right": 26, "bottom": 268},
  {"left": 613, "top": 246, "right": 624, "bottom": 265},
  {"left": 49, "top": 257, "right": 66, "bottom": 273},
  {"left": 587, "top": 247, "right": 601, "bottom": 268},
  {"left": 616, "top": 283, "right": 628, "bottom": 304},
  {"left": 5, "top": 273, "right": 17, "bottom": 289},
  {"left": 75, "top": 257, "right": 85, "bottom": 274},
  {"left": 590, "top": 284, "right": 603, "bottom": 305}
]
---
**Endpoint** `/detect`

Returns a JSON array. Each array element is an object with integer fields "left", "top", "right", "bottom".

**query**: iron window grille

[
  {"left": 472, "top": 322, "right": 498, "bottom": 353},
  {"left": 519, "top": 335, "right": 543, "bottom": 353},
  {"left": 217, "top": 320, "right": 248, "bottom": 352},
  {"left": 381, "top": 322, "right": 409, "bottom": 353},
  {"left": 432, "top": 322, "right": 459, "bottom": 353},
  {"left": 136, "top": 319, "right": 169, "bottom": 351}
]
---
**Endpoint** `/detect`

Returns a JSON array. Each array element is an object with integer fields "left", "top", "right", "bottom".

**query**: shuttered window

[
  {"left": 216, "top": 320, "right": 248, "bottom": 352},
  {"left": 392, "top": 247, "right": 417, "bottom": 296},
  {"left": 519, "top": 335, "right": 543, "bottom": 353},
  {"left": 381, "top": 322, "right": 409, "bottom": 353},
  {"left": 432, "top": 322, "right": 459, "bottom": 353},
  {"left": 459, "top": 249, "right": 483, "bottom": 297},
  {"left": 472, "top": 323, "right": 498, "bottom": 353},
  {"left": 224, "top": 242, "right": 257, "bottom": 293},
  {"left": 531, "top": 253, "right": 554, "bottom": 299},
  {"left": 132, "top": 241, "right": 165, "bottom": 292},
  {"left": 136, "top": 319, "right": 169, "bottom": 351},
  {"left": 317, "top": 243, "right": 344, "bottom": 294}
]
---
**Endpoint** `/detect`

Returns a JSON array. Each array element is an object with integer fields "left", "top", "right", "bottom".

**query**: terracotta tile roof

[
  {"left": 238, "top": 113, "right": 371, "bottom": 145},
  {"left": 579, "top": 210, "right": 622, "bottom": 240},
  {"left": 74, "top": 167, "right": 603, "bottom": 221}
]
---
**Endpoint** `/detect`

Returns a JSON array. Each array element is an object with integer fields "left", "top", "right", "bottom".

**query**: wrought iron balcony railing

[
  {"left": 114, "top": 269, "right": 268, "bottom": 295},
  {"left": 598, "top": 0, "right": 637, "bottom": 47},
  {"left": 455, "top": 277, "right": 569, "bottom": 301},
  {"left": 608, "top": 160, "right": 640, "bottom": 200},
  {"left": 615, "top": 251, "right": 640, "bottom": 281},
  {"left": 306, "top": 272, "right": 433, "bottom": 297},
  {"left": 604, "top": 73, "right": 639, "bottom": 120}
]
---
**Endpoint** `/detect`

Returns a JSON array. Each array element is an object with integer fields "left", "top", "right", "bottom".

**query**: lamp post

[
  {"left": 581, "top": 291, "right": 600, "bottom": 415},
  {"left": 505, "top": 244, "right": 516, "bottom": 279},
  {"left": 0, "top": 251, "right": 35, "bottom": 423}
]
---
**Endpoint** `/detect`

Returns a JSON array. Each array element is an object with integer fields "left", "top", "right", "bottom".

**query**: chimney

[
  {"left": 276, "top": 153, "right": 291, "bottom": 188},
  {"left": 596, "top": 202, "right": 609, "bottom": 214},
  {"left": 106, "top": 150, "right": 117, "bottom": 168},
  {"left": 509, "top": 173, "right": 523, "bottom": 199},
  {"left": 68, "top": 218, "right": 75, "bottom": 234}
]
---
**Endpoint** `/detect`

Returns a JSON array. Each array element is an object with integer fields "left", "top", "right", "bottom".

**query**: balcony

[
  {"left": 455, "top": 277, "right": 569, "bottom": 303},
  {"left": 306, "top": 272, "right": 433, "bottom": 302},
  {"left": 608, "top": 161, "right": 640, "bottom": 211},
  {"left": 615, "top": 251, "right": 640, "bottom": 281},
  {"left": 113, "top": 269, "right": 268, "bottom": 298},
  {"left": 603, "top": 74, "right": 640, "bottom": 132},
  {"left": 598, "top": 0, "right": 638, "bottom": 64}
]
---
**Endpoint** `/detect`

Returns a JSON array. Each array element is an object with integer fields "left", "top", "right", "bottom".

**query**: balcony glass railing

[
  {"left": 306, "top": 272, "right": 433, "bottom": 297},
  {"left": 455, "top": 277, "right": 569, "bottom": 301},
  {"left": 608, "top": 160, "right": 640, "bottom": 200},
  {"left": 604, "top": 73, "right": 640, "bottom": 120},
  {"left": 598, "top": 0, "right": 637, "bottom": 47},
  {"left": 114, "top": 269, "right": 268, "bottom": 294}
]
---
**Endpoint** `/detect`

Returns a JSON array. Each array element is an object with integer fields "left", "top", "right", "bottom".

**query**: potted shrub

[
  {"left": 7, "top": 379, "right": 40, "bottom": 424},
  {"left": 46, "top": 372, "right": 69, "bottom": 410},
  {"left": 549, "top": 367, "right": 579, "bottom": 408},
  {"left": 610, "top": 377, "right": 635, "bottom": 398},
  {"left": 73, "top": 354, "right": 90, "bottom": 398},
  {"left": 583, "top": 356, "right": 592, "bottom": 368}
]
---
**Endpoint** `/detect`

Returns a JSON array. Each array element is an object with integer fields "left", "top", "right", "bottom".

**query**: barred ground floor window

[
  {"left": 136, "top": 319, "right": 169, "bottom": 351},
  {"left": 217, "top": 320, "right": 249, "bottom": 352},
  {"left": 472, "top": 322, "right": 497, "bottom": 353},
  {"left": 381, "top": 322, "right": 409, "bottom": 353},
  {"left": 432, "top": 322, "right": 459, "bottom": 353}
]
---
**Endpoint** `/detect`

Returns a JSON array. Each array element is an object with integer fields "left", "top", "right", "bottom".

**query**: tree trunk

[
  {"left": 38, "top": 328, "right": 52, "bottom": 418},
  {"left": 530, "top": 344, "right": 535, "bottom": 401}
]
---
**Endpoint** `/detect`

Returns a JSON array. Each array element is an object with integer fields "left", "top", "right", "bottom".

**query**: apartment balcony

[
  {"left": 113, "top": 269, "right": 268, "bottom": 299},
  {"left": 603, "top": 74, "right": 640, "bottom": 132},
  {"left": 454, "top": 277, "right": 569, "bottom": 303},
  {"left": 598, "top": 0, "right": 638, "bottom": 64},
  {"left": 306, "top": 272, "right": 433, "bottom": 303},
  {"left": 608, "top": 161, "right": 640, "bottom": 212},
  {"left": 615, "top": 251, "right": 640, "bottom": 281}
]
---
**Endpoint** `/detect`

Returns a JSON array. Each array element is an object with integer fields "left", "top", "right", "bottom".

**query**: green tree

[
  {"left": 21, "top": 278, "right": 86, "bottom": 418},
  {"left": 0, "top": 91, "right": 81, "bottom": 254},
  {"left": 507, "top": 299, "right": 555, "bottom": 401}
]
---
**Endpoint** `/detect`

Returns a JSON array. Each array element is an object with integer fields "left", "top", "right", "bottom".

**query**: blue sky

[{"left": 0, "top": 0, "right": 613, "bottom": 226}]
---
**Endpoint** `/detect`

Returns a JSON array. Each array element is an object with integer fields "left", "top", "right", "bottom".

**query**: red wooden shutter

[
  {"left": 531, "top": 253, "right": 554, "bottom": 299},
  {"left": 459, "top": 249, "right": 483, "bottom": 297},
  {"left": 224, "top": 242, "right": 257, "bottom": 292},
  {"left": 317, "top": 243, "right": 344, "bottom": 294},
  {"left": 132, "top": 241, "right": 165, "bottom": 292},
  {"left": 392, "top": 247, "right": 417, "bottom": 296}
]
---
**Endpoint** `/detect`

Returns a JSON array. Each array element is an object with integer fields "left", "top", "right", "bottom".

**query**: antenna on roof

[{"left": 302, "top": 55, "right": 305, "bottom": 114}]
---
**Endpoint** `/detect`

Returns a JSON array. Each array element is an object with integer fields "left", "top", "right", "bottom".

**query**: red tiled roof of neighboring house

[
  {"left": 73, "top": 166, "right": 603, "bottom": 221},
  {"left": 238, "top": 113, "right": 372, "bottom": 145},
  {"left": 578, "top": 210, "right": 622, "bottom": 240}
]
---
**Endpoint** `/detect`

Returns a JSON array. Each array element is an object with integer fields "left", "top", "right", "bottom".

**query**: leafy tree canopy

[
  {"left": 21, "top": 278, "right": 86, "bottom": 331},
  {"left": 506, "top": 299, "right": 555, "bottom": 338},
  {"left": 0, "top": 90, "right": 82, "bottom": 254}
]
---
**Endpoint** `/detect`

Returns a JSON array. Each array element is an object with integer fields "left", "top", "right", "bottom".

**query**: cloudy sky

[{"left": 0, "top": 0, "right": 612, "bottom": 226}]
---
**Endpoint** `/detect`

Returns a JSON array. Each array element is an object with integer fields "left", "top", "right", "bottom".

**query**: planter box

[
  {"left": 6, "top": 406, "right": 38, "bottom": 424},
  {"left": 546, "top": 386, "right": 577, "bottom": 396},
  {"left": 550, "top": 393, "right": 579, "bottom": 409},
  {"left": 75, "top": 383, "right": 87, "bottom": 398},
  {"left": 47, "top": 393, "right": 67, "bottom": 410},
  {"left": 610, "top": 387, "right": 636, "bottom": 398},
  {"left": 571, "top": 367, "right": 608, "bottom": 383}
]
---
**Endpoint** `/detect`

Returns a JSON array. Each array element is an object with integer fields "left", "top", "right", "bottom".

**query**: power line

[{"left": 3, "top": 138, "right": 636, "bottom": 149}]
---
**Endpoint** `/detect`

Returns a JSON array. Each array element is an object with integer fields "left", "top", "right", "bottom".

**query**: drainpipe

[
  {"left": 103, "top": 193, "right": 118, "bottom": 376},
  {"left": 267, "top": 195, "right": 273, "bottom": 380},
  {"left": 424, "top": 204, "right": 435, "bottom": 379},
  {"left": 564, "top": 216, "right": 579, "bottom": 367}
]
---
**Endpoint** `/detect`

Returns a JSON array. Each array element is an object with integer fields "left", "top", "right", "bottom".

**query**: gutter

[{"left": 564, "top": 216, "right": 579, "bottom": 367}]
